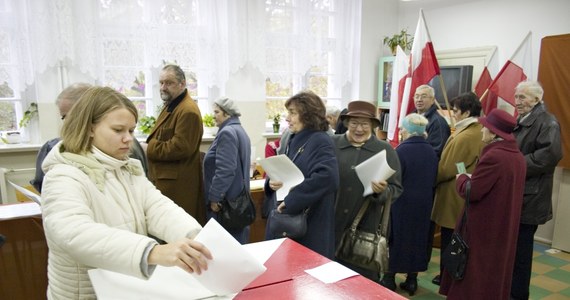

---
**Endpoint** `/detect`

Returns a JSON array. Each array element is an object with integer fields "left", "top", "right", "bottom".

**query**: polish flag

[
  {"left": 387, "top": 46, "right": 409, "bottom": 147},
  {"left": 487, "top": 32, "right": 532, "bottom": 111},
  {"left": 401, "top": 10, "right": 441, "bottom": 117},
  {"left": 475, "top": 48, "right": 499, "bottom": 114}
]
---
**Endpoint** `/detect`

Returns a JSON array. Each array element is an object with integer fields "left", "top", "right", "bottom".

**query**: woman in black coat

[
  {"left": 380, "top": 113, "right": 438, "bottom": 295},
  {"left": 332, "top": 100, "right": 403, "bottom": 281},
  {"left": 264, "top": 91, "right": 339, "bottom": 258}
]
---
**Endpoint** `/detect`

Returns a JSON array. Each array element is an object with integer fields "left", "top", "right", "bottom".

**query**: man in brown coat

[{"left": 144, "top": 64, "right": 205, "bottom": 224}]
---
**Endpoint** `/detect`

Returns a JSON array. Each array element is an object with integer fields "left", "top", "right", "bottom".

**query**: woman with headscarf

[
  {"left": 440, "top": 109, "right": 526, "bottom": 299},
  {"left": 204, "top": 98, "right": 252, "bottom": 244},
  {"left": 332, "top": 100, "right": 402, "bottom": 281},
  {"left": 379, "top": 113, "right": 437, "bottom": 295}
]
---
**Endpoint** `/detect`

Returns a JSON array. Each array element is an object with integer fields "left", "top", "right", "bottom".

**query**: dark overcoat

[
  {"left": 146, "top": 90, "right": 205, "bottom": 224},
  {"left": 440, "top": 139, "right": 526, "bottom": 300},
  {"left": 203, "top": 117, "right": 251, "bottom": 242},
  {"left": 331, "top": 134, "right": 403, "bottom": 248},
  {"left": 265, "top": 129, "right": 339, "bottom": 258},
  {"left": 513, "top": 102, "right": 562, "bottom": 224},
  {"left": 390, "top": 136, "right": 438, "bottom": 272}
]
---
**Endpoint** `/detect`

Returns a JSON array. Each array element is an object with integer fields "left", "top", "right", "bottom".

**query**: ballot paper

[
  {"left": 9, "top": 181, "right": 42, "bottom": 205},
  {"left": 89, "top": 219, "right": 266, "bottom": 299},
  {"left": 354, "top": 150, "right": 396, "bottom": 196},
  {"left": 304, "top": 261, "right": 359, "bottom": 284},
  {"left": 259, "top": 154, "right": 304, "bottom": 201},
  {"left": 192, "top": 219, "right": 267, "bottom": 295}
]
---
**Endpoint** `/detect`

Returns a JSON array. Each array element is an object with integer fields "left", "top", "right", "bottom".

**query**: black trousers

[{"left": 511, "top": 223, "right": 538, "bottom": 300}]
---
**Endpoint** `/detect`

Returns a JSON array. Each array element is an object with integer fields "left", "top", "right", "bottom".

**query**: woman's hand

[
  {"left": 148, "top": 238, "right": 213, "bottom": 275},
  {"left": 210, "top": 202, "right": 222, "bottom": 212},
  {"left": 269, "top": 180, "right": 283, "bottom": 191},
  {"left": 371, "top": 180, "right": 388, "bottom": 194},
  {"left": 277, "top": 201, "right": 286, "bottom": 213}
]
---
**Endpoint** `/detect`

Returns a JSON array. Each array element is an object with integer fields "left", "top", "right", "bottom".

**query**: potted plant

[
  {"left": 272, "top": 113, "right": 281, "bottom": 133},
  {"left": 19, "top": 102, "right": 38, "bottom": 128},
  {"left": 383, "top": 29, "right": 413, "bottom": 55},
  {"left": 202, "top": 113, "right": 217, "bottom": 136},
  {"left": 138, "top": 115, "right": 156, "bottom": 136}
]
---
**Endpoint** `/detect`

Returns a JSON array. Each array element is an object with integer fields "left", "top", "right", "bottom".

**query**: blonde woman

[{"left": 41, "top": 86, "right": 211, "bottom": 299}]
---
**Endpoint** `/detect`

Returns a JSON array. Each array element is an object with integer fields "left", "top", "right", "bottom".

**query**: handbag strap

[
  {"left": 456, "top": 180, "right": 471, "bottom": 235},
  {"left": 379, "top": 188, "right": 392, "bottom": 237},
  {"left": 348, "top": 187, "right": 393, "bottom": 236},
  {"left": 349, "top": 199, "right": 370, "bottom": 232}
]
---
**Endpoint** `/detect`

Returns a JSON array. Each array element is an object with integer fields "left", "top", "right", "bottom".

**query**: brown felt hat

[
  {"left": 479, "top": 109, "right": 516, "bottom": 141},
  {"left": 340, "top": 100, "right": 381, "bottom": 128}
]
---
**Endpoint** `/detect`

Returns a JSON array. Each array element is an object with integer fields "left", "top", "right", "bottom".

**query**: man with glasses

[
  {"left": 31, "top": 83, "right": 148, "bottom": 192},
  {"left": 143, "top": 64, "right": 205, "bottom": 225},
  {"left": 413, "top": 85, "right": 450, "bottom": 158}
]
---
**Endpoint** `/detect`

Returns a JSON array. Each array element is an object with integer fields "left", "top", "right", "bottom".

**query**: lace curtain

[{"left": 6, "top": 0, "right": 361, "bottom": 94}]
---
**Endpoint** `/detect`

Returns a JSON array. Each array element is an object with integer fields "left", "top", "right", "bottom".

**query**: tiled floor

[{"left": 389, "top": 243, "right": 570, "bottom": 299}]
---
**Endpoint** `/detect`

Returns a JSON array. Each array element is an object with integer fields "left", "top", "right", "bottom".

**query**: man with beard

[{"left": 143, "top": 64, "right": 205, "bottom": 225}]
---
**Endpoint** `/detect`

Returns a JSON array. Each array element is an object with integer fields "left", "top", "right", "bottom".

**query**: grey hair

[
  {"left": 162, "top": 64, "right": 186, "bottom": 83},
  {"left": 56, "top": 83, "right": 92, "bottom": 105},
  {"left": 416, "top": 84, "right": 435, "bottom": 98},
  {"left": 516, "top": 81, "right": 544, "bottom": 102},
  {"left": 326, "top": 105, "right": 341, "bottom": 117}
]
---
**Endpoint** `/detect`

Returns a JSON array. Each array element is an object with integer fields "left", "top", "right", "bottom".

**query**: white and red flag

[
  {"left": 486, "top": 31, "right": 533, "bottom": 114},
  {"left": 400, "top": 9, "right": 441, "bottom": 119},
  {"left": 474, "top": 47, "right": 499, "bottom": 115},
  {"left": 387, "top": 46, "right": 409, "bottom": 147}
]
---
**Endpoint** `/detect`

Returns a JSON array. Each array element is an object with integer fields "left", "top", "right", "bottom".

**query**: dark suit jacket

[{"left": 146, "top": 91, "right": 205, "bottom": 224}]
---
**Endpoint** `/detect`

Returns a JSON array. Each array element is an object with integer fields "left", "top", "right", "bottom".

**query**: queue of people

[{"left": 34, "top": 71, "right": 561, "bottom": 300}]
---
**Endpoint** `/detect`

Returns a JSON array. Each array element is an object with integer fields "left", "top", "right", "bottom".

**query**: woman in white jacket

[{"left": 41, "top": 86, "right": 212, "bottom": 299}]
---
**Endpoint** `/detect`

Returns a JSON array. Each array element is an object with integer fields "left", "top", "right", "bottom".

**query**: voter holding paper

[
  {"left": 264, "top": 91, "right": 339, "bottom": 259},
  {"left": 331, "top": 100, "right": 402, "bottom": 281}
]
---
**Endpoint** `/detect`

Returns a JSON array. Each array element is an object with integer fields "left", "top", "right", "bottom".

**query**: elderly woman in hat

[
  {"left": 439, "top": 109, "right": 526, "bottom": 300},
  {"left": 331, "top": 100, "right": 402, "bottom": 281},
  {"left": 204, "top": 97, "right": 252, "bottom": 244},
  {"left": 379, "top": 113, "right": 438, "bottom": 295}
]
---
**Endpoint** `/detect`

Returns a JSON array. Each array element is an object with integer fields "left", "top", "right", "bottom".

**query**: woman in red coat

[{"left": 440, "top": 109, "right": 526, "bottom": 299}]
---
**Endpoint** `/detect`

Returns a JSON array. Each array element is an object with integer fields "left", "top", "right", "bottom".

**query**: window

[
  {"left": 0, "top": 5, "right": 23, "bottom": 132},
  {"left": 265, "top": 0, "right": 344, "bottom": 123},
  {"left": 97, "top": 0, "right": 203, "bottom": 120}
]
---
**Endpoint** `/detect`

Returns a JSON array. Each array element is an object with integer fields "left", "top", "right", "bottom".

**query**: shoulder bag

[
  {"left": 335, "top": 190, "right": 392, "bottom": 273},
  {"left": 266, "top": 139, "right": 310, "bottom": 239},
  {"left": 441, "top": 180, "right": 471, "bottom": 280}
]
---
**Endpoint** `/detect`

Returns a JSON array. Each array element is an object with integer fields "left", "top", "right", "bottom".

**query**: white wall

[
  {"left": 392, "top": 0, "right": 570, "bottom": 245},
  {"left": 398, "top": 0, "right": 570, "bottom": 81}
]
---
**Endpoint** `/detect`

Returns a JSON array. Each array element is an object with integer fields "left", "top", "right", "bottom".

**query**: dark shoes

[
  {"left": 432, "top": 274, "right": 441, "bottom": 285},
  {"left": 400, "top": 278, "right": 418, "bottom": 296},
  {"left": 379, "top": 277, "right": 397, "bottom": 291}
]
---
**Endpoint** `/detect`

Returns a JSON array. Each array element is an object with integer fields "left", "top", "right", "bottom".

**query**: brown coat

[
  {"left": 146, "top": 92, "right": 205, "bottom": 224},
  {"left": 432, "top": 121, "right": 484, "bottom": 229}
]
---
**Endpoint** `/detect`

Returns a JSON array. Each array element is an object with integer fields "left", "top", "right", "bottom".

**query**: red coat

[{"left": 440, "top": 139, "right": 526, "bottom": 300}]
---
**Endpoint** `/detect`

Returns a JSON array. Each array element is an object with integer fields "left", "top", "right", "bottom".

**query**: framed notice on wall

[{"left": 377, "top": 56, "right": 395, "bottom": 109}]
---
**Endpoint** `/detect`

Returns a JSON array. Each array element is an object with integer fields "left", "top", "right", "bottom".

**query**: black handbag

[
  {"left": 441, "top": 180, "right": 471, "bottom": 281},
  {"left": 267, "top": 208, "right": 309, "bottom": 239},
  {"left": 336, "top": 190, "right": 392, "bottom": 273},
  {"left": 219, "top": 187, "right": 256, "bottom": 229}
]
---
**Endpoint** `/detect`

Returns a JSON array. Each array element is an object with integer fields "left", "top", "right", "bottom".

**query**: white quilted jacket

[{"left": 41, "top": 143, "right": 202, "bottom": 299}]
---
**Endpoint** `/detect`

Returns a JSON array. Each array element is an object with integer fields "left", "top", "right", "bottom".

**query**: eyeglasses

[
  {"left": 348, "top": 120, "right": 371, "bottom": 129},
  {"left": 414, "top": 94, "right": 431, "bottom": 100}
]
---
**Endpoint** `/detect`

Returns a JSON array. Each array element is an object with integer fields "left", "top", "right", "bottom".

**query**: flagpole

[{"left": 437, "top": 75, "right": 455, "bottom": 127}]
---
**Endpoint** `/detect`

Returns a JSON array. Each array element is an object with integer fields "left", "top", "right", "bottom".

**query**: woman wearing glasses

[{"left": 331, "top": 100, "right": 403, "bottom": 281}]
